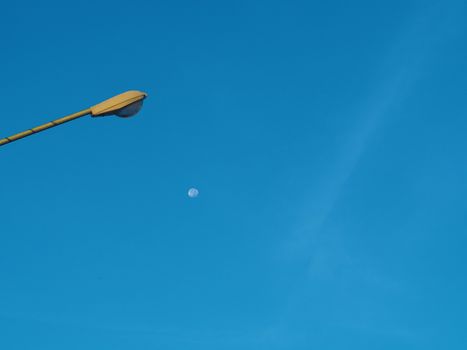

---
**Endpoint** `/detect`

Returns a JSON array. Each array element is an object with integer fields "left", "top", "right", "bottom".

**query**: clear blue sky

[{"left": 1, "top": 1, "right": 466, "bottom": 349}]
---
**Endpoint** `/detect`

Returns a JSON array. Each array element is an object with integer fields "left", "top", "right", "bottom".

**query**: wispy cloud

[
  {"left": 285, "top": 0, "right": 464, "bottom": 278},
  {"left": 277, "top": 1, "right": 466, "bottom": 343}
]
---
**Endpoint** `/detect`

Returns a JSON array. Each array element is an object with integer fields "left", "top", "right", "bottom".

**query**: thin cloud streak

[
  {"left": 287, "top": 2, "right": 464, "bottom": 270},
  {"left": 277, "top": 2, "right": 466, "bottom": 343}
]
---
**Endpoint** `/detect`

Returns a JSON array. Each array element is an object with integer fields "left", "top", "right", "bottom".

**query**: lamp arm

[{"left": 0, "top": 108, "right": 91, "bottom": 147}]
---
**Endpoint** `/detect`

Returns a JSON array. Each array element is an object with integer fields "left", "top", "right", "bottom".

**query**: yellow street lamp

[{"left": 0, "top": 90, "right": 148, "bottom": 147}]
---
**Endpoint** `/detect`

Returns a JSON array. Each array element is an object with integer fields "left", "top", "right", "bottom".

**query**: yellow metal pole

[{"left": 0, "top": 108, "right": 91, "bottom": 147}]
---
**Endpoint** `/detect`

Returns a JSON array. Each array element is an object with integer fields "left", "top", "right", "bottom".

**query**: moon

[{"left": 188, "top": 187, "right": 199, "bottom": 198}]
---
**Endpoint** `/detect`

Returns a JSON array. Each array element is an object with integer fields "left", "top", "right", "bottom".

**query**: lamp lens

[{"left": 115, "top": 100, "right": 144, "bottom": 118}]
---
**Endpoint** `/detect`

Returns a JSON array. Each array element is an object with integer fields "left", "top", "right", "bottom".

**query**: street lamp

[{"left": 0, "top": 90, "right": 148, "bottom": 147}]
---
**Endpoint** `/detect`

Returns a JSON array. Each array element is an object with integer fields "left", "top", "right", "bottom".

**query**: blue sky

[{"left": 1, "top": 0, "right": 467, "bottom": 349}]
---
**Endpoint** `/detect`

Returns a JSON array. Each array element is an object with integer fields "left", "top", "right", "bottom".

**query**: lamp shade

[{"left": 91, "top": 90, "right": 147, "bottom": 117}]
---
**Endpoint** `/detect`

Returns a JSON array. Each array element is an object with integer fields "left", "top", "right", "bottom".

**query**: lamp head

[{"left": 91, "top": 90, "right": 148, "bottom": 118}]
